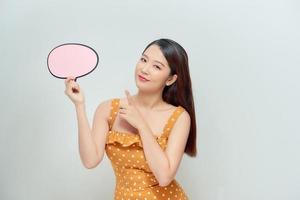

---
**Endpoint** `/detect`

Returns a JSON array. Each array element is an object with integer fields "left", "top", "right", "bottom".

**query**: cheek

[
  {"left": 135, "top": 63, "right": 141, "bottom": 72},
  {"left": 153, "top": 73, "right": 169, "bottom": 85},
  {"left": 135, "top": 62, "right": 143, "bottom": 71}
]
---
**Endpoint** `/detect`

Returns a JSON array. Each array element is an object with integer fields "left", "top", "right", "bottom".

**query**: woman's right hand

[{"left": 64, "top": 77, "right": 85, "bottom": 106}]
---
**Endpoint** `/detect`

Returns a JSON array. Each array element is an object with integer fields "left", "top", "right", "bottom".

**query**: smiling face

[{"left": 134, "top": 44, "right": 177, "bottom": 93}]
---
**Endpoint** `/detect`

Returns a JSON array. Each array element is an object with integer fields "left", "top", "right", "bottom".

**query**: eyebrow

[{"left": 142, "top": 54, "right": 166, "bottom": 67}]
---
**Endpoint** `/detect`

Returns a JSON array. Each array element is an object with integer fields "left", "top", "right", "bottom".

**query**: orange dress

[{"left": 105, "top": 98, "right": 189, "bottom": 200}]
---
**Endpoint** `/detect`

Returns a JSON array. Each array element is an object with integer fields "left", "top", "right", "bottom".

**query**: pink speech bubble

[{"left": 47, "top": 43, "right": 99, "bottom": 81}]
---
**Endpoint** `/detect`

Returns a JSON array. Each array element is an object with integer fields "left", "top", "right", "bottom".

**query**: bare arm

[
  {"left": 75, "top": 100, "right": 111, "bottom": 169},
  {"left": 137, "top": 111, "right": 191, "bottom": 186},
  {"left": 64, "top": 77, "right": 110, "bottom": 169},
  {"left": 76, "top": 101, "right": 110, "bottom": 169},
  {"left": 119, "top": 92, "right": 191, "bottom": 186}
]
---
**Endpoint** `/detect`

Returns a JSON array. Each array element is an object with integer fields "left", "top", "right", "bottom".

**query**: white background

[{"left": 1, "top": 0, "right": 299, "bottom": 199}]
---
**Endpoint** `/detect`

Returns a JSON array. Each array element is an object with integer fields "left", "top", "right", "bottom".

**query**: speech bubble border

[{"left": 47, "top": 43, "right": 99, "bottom": 81}]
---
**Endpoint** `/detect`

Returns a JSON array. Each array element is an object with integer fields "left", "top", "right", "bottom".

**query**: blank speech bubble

[{"left": 47, "top": 43, "right": 99, "bottom": 81}]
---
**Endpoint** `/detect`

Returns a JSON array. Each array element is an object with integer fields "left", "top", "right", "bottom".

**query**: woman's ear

[{"left": 166, "top": 74, "right": 177, "bottom": 86}]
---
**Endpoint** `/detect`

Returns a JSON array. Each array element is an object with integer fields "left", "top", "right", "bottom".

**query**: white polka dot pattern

[{"left": 105, "top": 98, "right": 188, "bottom": 200}]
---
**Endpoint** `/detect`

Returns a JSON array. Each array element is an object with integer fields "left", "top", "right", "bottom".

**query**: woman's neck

[{"left": 133, "top": 91, "right": 166, "bottom": 111}]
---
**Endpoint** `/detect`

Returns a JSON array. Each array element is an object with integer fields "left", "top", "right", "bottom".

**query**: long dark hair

[{"left": 142, "top": 38, "right": 197, "bottom": 157}]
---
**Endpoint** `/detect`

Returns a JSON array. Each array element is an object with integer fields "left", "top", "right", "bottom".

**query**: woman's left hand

[{"left": 119, "top": 90, "right": 147, "bottom": 130}]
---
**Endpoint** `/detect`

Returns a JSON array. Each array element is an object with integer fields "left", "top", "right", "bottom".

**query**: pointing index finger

[{"left": 125, "top": 90, "right": 133, "bottom": 106}]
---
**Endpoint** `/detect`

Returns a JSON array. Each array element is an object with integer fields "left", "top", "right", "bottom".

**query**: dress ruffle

[
  {"left": 106, "top": 131, "right": 168, "bottom": 149},
  {"left": 106, "top": 131, "right": 142, "bottom": 147}
]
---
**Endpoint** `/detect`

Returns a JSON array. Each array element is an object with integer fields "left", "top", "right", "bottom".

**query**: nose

[{"left": 141, "top": 64, "right": 150, "bottom": 74}]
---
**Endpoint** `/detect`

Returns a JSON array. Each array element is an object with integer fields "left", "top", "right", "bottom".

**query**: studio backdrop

[{"left": 1, "top": 0, "right": 299, "bottom": 200}]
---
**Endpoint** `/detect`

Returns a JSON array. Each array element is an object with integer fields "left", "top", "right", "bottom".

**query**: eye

[
  {"left": 154, "top": 65, "right": 161, "bottom": 70},
  {"left": 140, "top": 57, "right": 146, "bottom": 62}
]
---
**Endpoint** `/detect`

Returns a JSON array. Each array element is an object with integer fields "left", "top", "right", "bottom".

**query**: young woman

[{"left": 64, "top": 38, "right": 197, "bottom": 199}]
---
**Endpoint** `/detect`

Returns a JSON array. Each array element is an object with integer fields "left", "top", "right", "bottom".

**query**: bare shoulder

[
  {"left": 160, "top": 104, "right": 190, "bottom": 129},
  {"left": 168, "top": 104, "right": 189, "bottom": 118},
  {"left": 94, "top": 98, "right": 117, "bottom": 120},
  {"left": 169, "top": 106, "right": 191, "bottom": 138},
  {"left": 163, "top": 106, "right": 191, "bottom": 181},
  {"left": 179, "top": 106, "right": 190, "bottom": 118},
  {"left": 176, "top": 106, "right": 191, "bottom": 126}
]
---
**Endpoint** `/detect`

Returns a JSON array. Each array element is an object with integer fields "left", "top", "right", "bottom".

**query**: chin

[
  {"left": 136, "top": 83, "right": 161, "bottom": 94},
  {"left": 135, "top": 82, "right": 149, "bottom": 90}
]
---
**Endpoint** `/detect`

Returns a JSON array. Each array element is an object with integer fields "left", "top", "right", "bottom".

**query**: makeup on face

[{"left": 138, "top": 74, "right": 150, "bottom": 82}]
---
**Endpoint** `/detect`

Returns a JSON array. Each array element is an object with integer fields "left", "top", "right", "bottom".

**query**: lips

[{"left": 138, "top": 75, "right": 149, "bottom": 81}]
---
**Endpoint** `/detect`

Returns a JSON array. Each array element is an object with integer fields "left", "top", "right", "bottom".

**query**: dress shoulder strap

[
  {"left": 108, "top": 98, "right": 120, "bottom": 130},
  {"left": 160, "top": 106, "right": 185, "bottom": 139}
]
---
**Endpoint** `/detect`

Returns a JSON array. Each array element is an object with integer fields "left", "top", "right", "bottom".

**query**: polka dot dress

[{"left": 105, "top": 98, "right": 189, "bottom": 200}]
